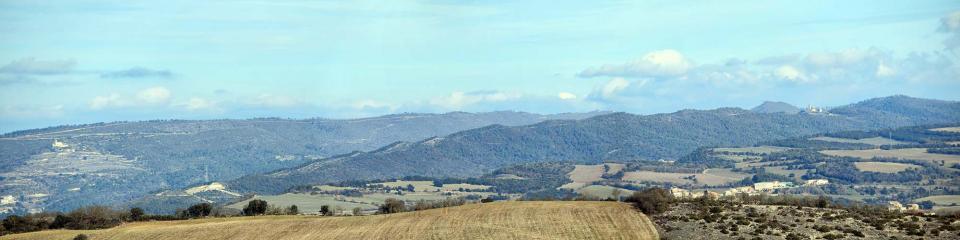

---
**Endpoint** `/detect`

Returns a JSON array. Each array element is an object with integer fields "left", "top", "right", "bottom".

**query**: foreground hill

[
  {"left": 231, "top": 96, "right": 960, "bottom": 194},
  {"left": 1, "top": 201, "right": 658, "bottom": 240},
  {"left": 0, "top": 111, "right": 605, "bottom": 214}
]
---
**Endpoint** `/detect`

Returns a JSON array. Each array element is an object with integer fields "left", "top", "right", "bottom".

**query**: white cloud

[
  {"left": 182, "top": 97, "right": 217, "bottom": 111},
  {"left": 774, "top": 65, "right": 806, "bottom": 82},
  {"left": 430, "top": 91, "right": 522, "bottom": 109},
  {"left": 557, "top": 92, "right": 577, "bottom": 100},
  {"left": 136, "top": 87, "right": 171, "bottom": 104},
  {"left": 601, "top": 78, "right": 630, "bottom": 98},
  {"left": 940, "top": 11, "right": 960, "bottom": 49},
  {"left": 89, "top": 94, "right": 126, "bottom": 110},
  {"left": 0, "top": 104, "right": 64, "bottom": 118},
  {"left": 579, "top": 49, "right": 692, "bottom": 78},
  {"left": 876, "top": 62, "right": 896, "bottom": 78},
  {"left": 352, "top": 99, "right": 399, "bottom": 110}
]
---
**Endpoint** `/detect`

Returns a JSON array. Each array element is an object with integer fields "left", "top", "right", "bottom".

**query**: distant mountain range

[
  {"left": 228, "top": 95, "right": 960, "bottom": 194},
  {"left": 0, "top": 111, "right": 607, "bottom": 214},
  {"left": 2, "top": 95, "right": 958, "bottom": 215}
]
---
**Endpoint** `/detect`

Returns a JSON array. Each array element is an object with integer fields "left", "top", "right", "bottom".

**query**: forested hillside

[
  {"left": 0, "top": 111, "right": 604, "bottom": 214},
  {"left": 230, "top": 96, "right": 960, "bottom": 194}
]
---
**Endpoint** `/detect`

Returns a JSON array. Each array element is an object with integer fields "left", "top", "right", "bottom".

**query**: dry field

[
  {"left": 575, "top": 185, "right": 634, "bottom": 200},
  {"left": 821, "top": 148, "right": 960, "bottom": 165},
  {"left": 915, "top": 195, "right": 960, "bottom": 206},
  {"left": 622, "top": 169, "right": 749, "bottom": 186},
  {"left": 559, "top": 165, "right": 605, "bottom": 189},
  {"left": 712, "top": 146, "right": 790, "bottom": 154},
  {"left": 853, "top": 162, "right": 920, "bottom": 173},
  {"left": 810, "top": 136, "right": 907, "bottom": 146},
  {"left": 931, "top": 127, "right": 960, "bottom": 133},
  {"left": 3, "top": 201, "right": 658, "bottom": 240},
  {"left": 226, "top": 193, "right": 378, "bottom": 213}
]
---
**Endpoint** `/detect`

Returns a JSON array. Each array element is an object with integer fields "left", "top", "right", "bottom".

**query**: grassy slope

[{"left": 3, "top": 201, "right": 658, "bottom": 240}]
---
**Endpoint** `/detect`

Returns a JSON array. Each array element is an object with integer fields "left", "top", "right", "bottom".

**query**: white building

[{"left": 804, "top": 179, "right": 829, "bottom": 186}]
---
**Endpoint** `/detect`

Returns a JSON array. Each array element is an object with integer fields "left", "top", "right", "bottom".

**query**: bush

[
  {"left": 379, "top": 198, "right": 406, "bottom": 214},
  {"left": 243, "top": 199, "right": 268, "bottom": 216},
  {"left": 73, "top": 234, "right": 89, "bottom": 240},
  {"left": 625, "top": 188, "right": 673, "bottom": 215},
  {"left": 187, "top": 203, "right": 213, "bottom": 218},
  {"left": 320, "top": 205, "right": 332, "bottom": 216},
  {"left": 129, "top": 207, "right": 145, "bottom": 221}
]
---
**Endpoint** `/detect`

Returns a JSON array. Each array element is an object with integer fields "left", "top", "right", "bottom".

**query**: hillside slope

[
  {"left": 1, "top": 201, "right": 658, "bottom": 240},
  {"left": 232, "top": 96, "right": 960, "bottom": 193},
  {"left": 0, "top": 111, "right": 605, "bottom": 214}
]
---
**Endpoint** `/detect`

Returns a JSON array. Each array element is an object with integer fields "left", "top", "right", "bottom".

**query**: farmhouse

[{"left": 888, "top": 201, "right": 904, "bottom": 211}]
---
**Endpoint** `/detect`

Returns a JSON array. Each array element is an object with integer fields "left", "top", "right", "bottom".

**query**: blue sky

[{"left": 1, "top": 0, "right": 959, "bottom": 132}]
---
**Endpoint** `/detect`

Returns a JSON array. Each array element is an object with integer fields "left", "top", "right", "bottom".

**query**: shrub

[
  {"left": 73, "top": 234, "right": 89, "bottom": 240},
  {"left": 625, "top": 188, "right": 673, "bottom": 215},
  {"left": 129, "top": 207, "right": 145, "bottom": 221},
  {"left": 243, "top": 199, "right": 268, "bottom": 216},
  {"left": 187, "top": 203, "right": 213, "bottom": 218},
  {"left": 379, "top": 198, "right": 406, "bottom": 214}
]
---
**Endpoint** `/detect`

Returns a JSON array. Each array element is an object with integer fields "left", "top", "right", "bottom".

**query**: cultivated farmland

[
  {"left": 821, "top": 148, "right": 960, "bottom": 165},
  {"left": 2, "top": 201, "right": 659, "bottom": 240},
  {"left": 853, "top": 162, "right": 920, "bottom": 173}
]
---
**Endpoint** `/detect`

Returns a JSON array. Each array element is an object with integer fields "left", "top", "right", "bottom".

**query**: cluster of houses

[
  {"left": 670, "top": 179, "right": 830, "bottom": 199},
  {"left": 886, "top": 201, "right": 921, "bottom": 212}
]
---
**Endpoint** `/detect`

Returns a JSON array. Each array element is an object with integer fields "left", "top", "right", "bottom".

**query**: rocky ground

[{"left": 654, "top": 202, "right": 960, "bottom": 240}]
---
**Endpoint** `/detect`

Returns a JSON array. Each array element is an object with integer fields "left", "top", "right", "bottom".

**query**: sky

[{"left": 1, "top": 0, "right": 959, "bottom": 133}]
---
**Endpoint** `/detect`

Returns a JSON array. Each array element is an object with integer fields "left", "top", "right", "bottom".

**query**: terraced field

[
  {"left": 3, "top": 201, "right": 659, "bottom": 240},
  {"left": 853, "top": 162, "right": 920, "bottom": 173}
]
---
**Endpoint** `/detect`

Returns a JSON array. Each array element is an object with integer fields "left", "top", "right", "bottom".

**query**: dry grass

[
  {"left": 809, "top": 136, "right": 907, "bottom": 146},
  {"left": 821, "top": 148, "right": 960, "bottom": 165},
  {"left": 853, "top": 162, "right": 920, "bottom": 173},
  {"left": 3, "top": 201, "right": 658, "bottom": 240}
]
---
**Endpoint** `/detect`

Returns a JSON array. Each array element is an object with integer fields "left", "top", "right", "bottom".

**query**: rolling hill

[
  {"left": 0, "top": 201, "right": 658, "bottom": 240},
  {"left": 750, "top": 101, "right": 801, "bottom": 114},
  {"left": 0, "top": 111, "right": 605, "bottom": 214},
  {"left": 229, "top": 96, "right": 960, "bottom": 194}
]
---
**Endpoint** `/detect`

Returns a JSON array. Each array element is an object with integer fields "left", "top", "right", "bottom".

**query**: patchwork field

[
  {"left": 3, "top": 201, "right": 659, "bottom": 240},
  {"left": 622, "top": 169, "right": 749, "bottom": 186},
  {"left": 821, "top": 148, "right": 960, "bottom": 165},
  {"left": 853, "top": 162, "right": 921, "bottom": 173},
  {"left": 712, "top": 146, "right": 790, "bottom": 154},
  {"left": 810, "top": 136, "right": 908, "bottom": 146}
]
